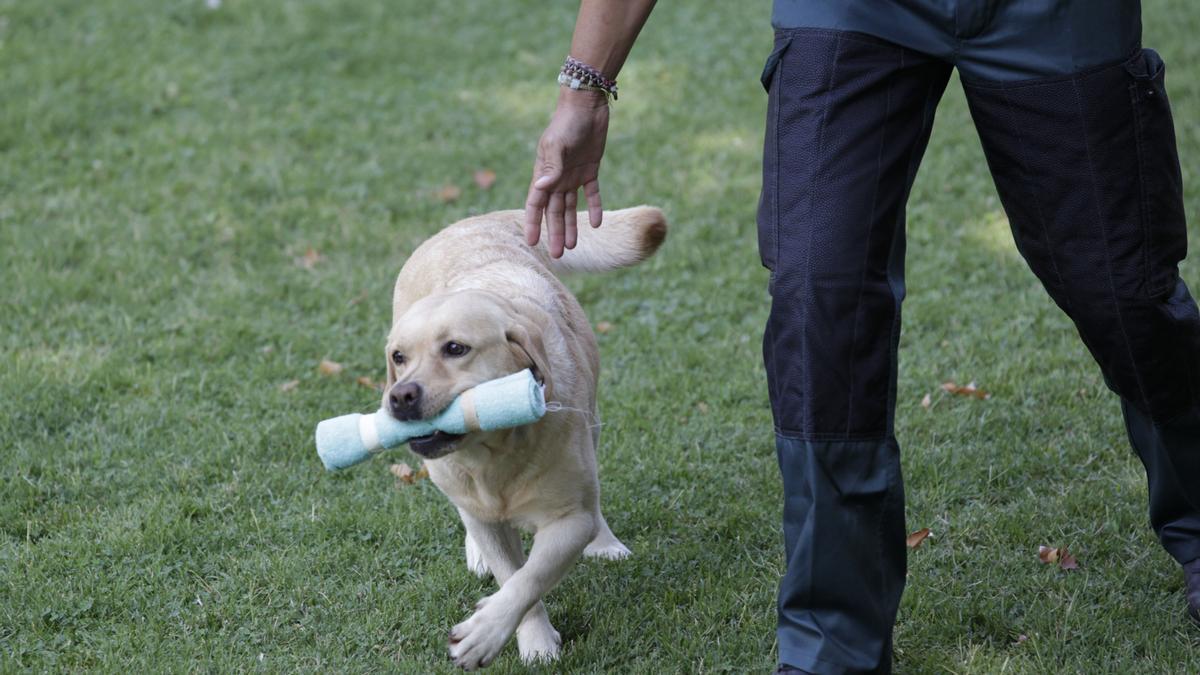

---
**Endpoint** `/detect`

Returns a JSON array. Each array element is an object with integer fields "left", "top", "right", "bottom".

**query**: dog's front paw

[
  {"left": 517, "top": 621, "right": 561, "bottom": 664},
  {"left": 448, "top": 595, "right": 518, "bottom": 670}
]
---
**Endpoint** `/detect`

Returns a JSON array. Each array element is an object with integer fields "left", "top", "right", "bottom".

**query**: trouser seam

[
  {"left": 799, "top": 32, "right": 844, "bottom": 432},
  {"left": 774, "top": 26, "right": 910, "bottom": 50},
  {"left": 846, "top": 52, "right": 896, "bottom": 434},
  {"left": 1069, "top": 77, "right": 1154, "bottom": 414},
  {"left": 882, "top": 60, "right": 940, "bottom": 438},
  {"left": 775, "top": 428, "right": 891, "bottom": 443},
  {"left": 960, "top": 48, "right": 1142, "bottom": 89},
  {"left": 996, "top": 85, "right": 1073, "bottom": 312}
]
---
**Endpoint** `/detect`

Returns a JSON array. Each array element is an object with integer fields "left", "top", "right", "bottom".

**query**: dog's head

[{"left": 382, "top": 289, "right": 551, "bottom": 459}]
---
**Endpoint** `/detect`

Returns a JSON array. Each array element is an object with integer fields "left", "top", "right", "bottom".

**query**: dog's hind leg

[
  {"left": 581, "top": 411, "right": 630, "bottom": 560},
  {"left": 465, "top": 532, "right": 491, "bottom": 578},
  {"left": 583, "top": 511, "right": 631, "bottom": 560}
]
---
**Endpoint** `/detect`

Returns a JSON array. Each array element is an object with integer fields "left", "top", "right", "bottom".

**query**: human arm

[{"left": 523, "top": 0, "right": 657, "bottom": 258}]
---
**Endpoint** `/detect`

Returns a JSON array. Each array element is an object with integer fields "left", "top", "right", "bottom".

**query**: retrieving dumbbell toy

[{"left": 315, "top": 369, "right": 546, "bottom": 471}]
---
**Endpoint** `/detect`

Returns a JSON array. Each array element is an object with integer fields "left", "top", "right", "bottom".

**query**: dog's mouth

[{"left": 408, "top": 430, "right": 466, "bottom": 459}]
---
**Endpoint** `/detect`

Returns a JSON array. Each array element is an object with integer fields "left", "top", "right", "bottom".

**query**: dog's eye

[
  {"left": 391, "top": 351, "right": 405, "bottom": 366},
  {"left": 443, "top": 341, "right": 470, "bottom": 358}
]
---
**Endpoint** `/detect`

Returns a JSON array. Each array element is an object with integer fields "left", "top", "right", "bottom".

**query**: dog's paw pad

[
  {"left": 583, "top": 538, "right": 631, "bottom": 560},
  {"left": 518, "top": 624, "right": 561, "bottom": 663}
]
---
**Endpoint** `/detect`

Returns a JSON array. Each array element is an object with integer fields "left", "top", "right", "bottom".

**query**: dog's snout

[{"left": 388, "top": 382, "right": 423, "bottom": 420}]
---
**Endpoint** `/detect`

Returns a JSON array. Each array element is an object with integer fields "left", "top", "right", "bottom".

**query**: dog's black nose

[{"left": 388, "top": 382, "right": 423, "bottom": 420}]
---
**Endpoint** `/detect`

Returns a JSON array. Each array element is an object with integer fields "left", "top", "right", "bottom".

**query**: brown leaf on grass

[
  {"left": 295, "top": 247, "right": 323, "bottom": 270},
  {"left": 389, "top": 462, "right": 415, "bottom": 484},
  {"left": 696, "top": 402, "right": 710, "bottom": 415},
  {"left": 1037, "top": 545, "right": 1060, "bottom": 564},
  {"left": 941, "top": 380, "right": 991, "bottom": 400},
  {"left": 595, "top": 321, "right": 613, "bottom": 334},
  {"left": 473, "top": 169, "right": 497, "bottom": 190},
  {"left": 318, "top": 360, "right": 343, "bottom": 376},
  {"left": 279, "top": 379, "right": 300, "bottom": 392},
  {"left": 920, "top": 393, "right": 932, "bottom": 409},
  {"left": 357, "top": 376, "right": 382, "bottom": 391},
  {"left": 906, "top": 528, "right": 932, "bottom": 549},
  {"left": 1038, "top": 545, "right": 1079, "bottom": 569},
  {"left": 390, "top": 462, "right": 429, "bottom": 487},
  {"left": 437, "top": 184, "right": 462, "bottom": 203}
]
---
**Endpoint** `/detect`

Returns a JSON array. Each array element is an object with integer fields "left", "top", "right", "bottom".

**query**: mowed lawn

[{"left": 3, "top": 0, "right": 1200, "bottom": 672}]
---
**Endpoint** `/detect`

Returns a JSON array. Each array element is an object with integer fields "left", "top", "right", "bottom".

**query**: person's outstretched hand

[{"left": 524, "top": 89, "right": 610, "bottom": 258}]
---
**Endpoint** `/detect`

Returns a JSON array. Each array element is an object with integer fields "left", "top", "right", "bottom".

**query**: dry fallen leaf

[
  {"left": 595, "top": 321, "right": 613, "bottom": 334},
  {"left": 390, "top": 462, "right": 429, "bottom": 486},
  {"left": 295, "top": 247, "right": 323, "bottom": 270},
  {"left": 389, "top": 462, "right": 415, "bottom": 484},
  {"left": 941, "top": 380, "right": 991, "bottom": 400},
  {"left": 696, "top": 402, "right": 710, "bottom": 414},
  {"left": 279, "top": 379, "right": 300, "bottom": 393},
  {"left": 1038, "top": 545, "right": 1080, "bottom": 569},
  {"left": 473, "top": 169, "right": 497, "bottom": 190},
  {"left": 318, "top": 359, "right": 344, "bottom": 376},
  {"left": 356, "top": 376, "right": 381, "bottom": 391},
  {"left": 437, "top": 184, "right": 462, "bottom": 203},
  {"left": 1038, "top": 545, "right": 1060, "bottom": 564},
  {"left": 906, "top": 528, "right": 932, "bottom": 549},
  {"left": 921, "top": 393, "right": 932, "bottom": 409}
]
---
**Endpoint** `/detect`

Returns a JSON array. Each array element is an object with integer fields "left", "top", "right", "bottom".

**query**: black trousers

[{"left": 757, "top": 19, "right": 1200, "bottom": 675}]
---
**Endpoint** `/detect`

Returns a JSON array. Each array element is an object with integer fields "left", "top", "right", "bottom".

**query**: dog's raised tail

[{"left": 544, "top": 205, "right": 667, "bottom": 274}]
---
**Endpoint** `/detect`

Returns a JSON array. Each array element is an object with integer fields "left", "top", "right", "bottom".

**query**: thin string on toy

[{"left": 544, "top": 401, "right": 604, "bottom": 431}]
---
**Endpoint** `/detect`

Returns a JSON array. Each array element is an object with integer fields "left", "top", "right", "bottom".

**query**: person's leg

[
  {"left": 757, "top": 29, "right": 951, "bottom": 674},
  {"left": 961, "top": 23, "right": 1200, "bottom": 569}
]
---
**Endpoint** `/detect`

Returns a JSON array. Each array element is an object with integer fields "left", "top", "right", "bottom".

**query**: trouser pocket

[
  {"left": 756, "top": 36, "right": 792, "bottom": 282},
  {"left": 1126, "top": 48, "right": 1188, "bottom": 297}
]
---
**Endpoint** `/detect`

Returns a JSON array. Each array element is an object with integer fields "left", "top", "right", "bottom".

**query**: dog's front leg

[{"left": 448, "top": 511, "right": 595, "bottom": 670}]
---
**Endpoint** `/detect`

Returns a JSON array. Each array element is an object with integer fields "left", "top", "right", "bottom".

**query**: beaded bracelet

[{"left": 558, "top": 55, "right": 618, "bottom": 100}]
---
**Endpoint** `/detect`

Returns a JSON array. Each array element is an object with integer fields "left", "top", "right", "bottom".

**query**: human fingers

[
  {"left": 545, "top": 191, "right": 566, "bottom": 258},
  {"left": 564, "top": 190, "right": 578, "bottom": 250},
  {"left": 524, "top": 156, "right": 561, "bottom": 246},
  {"left": 583, "top": 178, "right": 602, "bottom": 228},
  {"left": 524, "top": 184, "right": 547, "bottom": 246}
]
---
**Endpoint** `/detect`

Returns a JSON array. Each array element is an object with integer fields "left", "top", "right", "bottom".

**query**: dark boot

[{"left": 1185, "top": 558, "right": 1200, "bottom": 625}]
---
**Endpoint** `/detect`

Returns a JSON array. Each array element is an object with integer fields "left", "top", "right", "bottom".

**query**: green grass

[{"left": 3, "top": 0, "right": 1200, "bottom": 671}]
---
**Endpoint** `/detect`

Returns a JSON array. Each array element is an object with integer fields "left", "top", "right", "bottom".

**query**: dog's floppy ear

[{"left": 506, "top": 320, "right": 552, "bottom": 396}]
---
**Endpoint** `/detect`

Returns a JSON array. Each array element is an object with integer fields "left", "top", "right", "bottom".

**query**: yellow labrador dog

[{"left": 383, "top": 206, "right": 666, "bottom": 668}]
